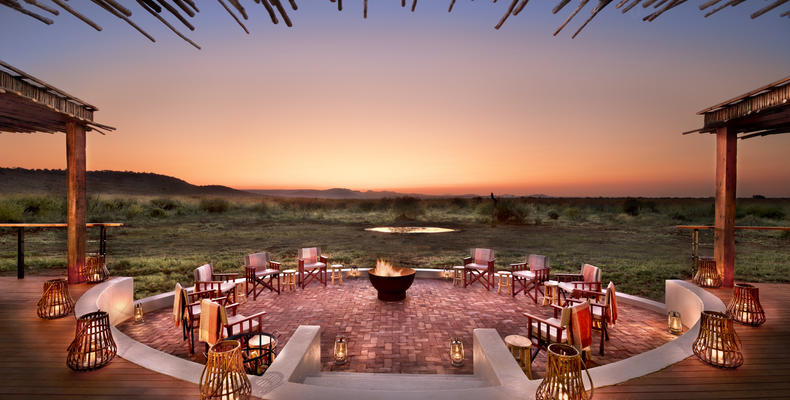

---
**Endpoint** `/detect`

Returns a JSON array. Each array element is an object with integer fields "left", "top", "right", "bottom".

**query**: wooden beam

[
  {"left": 714, "top": 125, "right": 737, "bottom": 288},
  {"left": 66, "top": 121, "right": 86, "bottom": 283}
]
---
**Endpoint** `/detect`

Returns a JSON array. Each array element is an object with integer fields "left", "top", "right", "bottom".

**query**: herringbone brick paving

[{"left": 118, "top": 277, "right": 675, "bottom": 377}]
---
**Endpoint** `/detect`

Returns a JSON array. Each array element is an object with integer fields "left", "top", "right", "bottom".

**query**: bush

[
  {"left": 564, "top": 207, "right": 585, "bottom": 221},
  {"left": 390, "top": 197, "right": 423, "bottom": 219},
  {"left": 0, "top": 201, "right": 24, "bottom": 222},
  {"left": 150, "top": 198, "right": 181, "bottom": 211},
  {"left": 494, "top": 200, "right": 529, "bottom": 224},
  {"left": 742, "top": 206, "right": 785, "bottom": 220},
  {"left": 149, "top": 207, "right": 167, "bottom": 218},
  {"left": 200, "top": 198, "right": 229, "bottom": 213},
  {"left": 548, "top": 211, "right": 560, "bottom": 220},
  {"left": 623, "top": 198, "right": 641, "bottom": 216}
]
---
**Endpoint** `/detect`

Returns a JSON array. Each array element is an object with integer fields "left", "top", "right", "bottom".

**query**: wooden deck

[
  {"left": 596, "top": 283, "right": 790, "bottom": 399},
  {"left": 0, "top": 274, "right": 199, "bottom": 399},
  {"left": 1, "top": 274, "right": 788, "bottom": 398}
]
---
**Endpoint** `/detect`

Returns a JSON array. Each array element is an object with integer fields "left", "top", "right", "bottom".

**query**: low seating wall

[{"left": 74, "top": 276, "right": 725, "bottom": 399}]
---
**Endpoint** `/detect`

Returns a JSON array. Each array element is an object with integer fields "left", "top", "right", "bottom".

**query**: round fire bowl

[{"left": 368, "top": 268, "right": 416, "bottom": 301}]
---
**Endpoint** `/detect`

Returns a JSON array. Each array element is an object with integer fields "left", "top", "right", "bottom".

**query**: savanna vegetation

[{"left": 1, "top": 194, "right": 788, "bottom": 300}]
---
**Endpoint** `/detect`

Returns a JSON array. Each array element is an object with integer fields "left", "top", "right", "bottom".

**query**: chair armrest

[
  {"left": 571, "top": 288, "right": 605, "bottom": 300},
  {"left": 188, "top": 288, "right": 220, "bottom": 302},
  {"left": 225, "top": 311, "right": 267, "bottom": 336},
  {"left": 268, "top": 261, "right": 281, "bottom": 270},
  {"left": 488, "top": 259, "right": 496, "bottom": 269},
  {"left": 550, "top": 304, "right": 565, "bottom": 318},
  {"left": 225, "top": 302, "right": 240, "bottom": 316},
  {"left": 510, "top": 262, "right": 527, "bottom": 272},
  {"left": 463, "top": 256, "right": 473, "bottom": 266},
  {"left": 523, "top": 312, "right": 566, "bottom": 344},
  {"left": 212, "top": 273, "right": 238, "bottom": 282},
  {"left": 553, "top": 273, "right": 583, "bottom": 282},
  {"left": 570, "top": 281, "right": 602, "bottom": 293}
]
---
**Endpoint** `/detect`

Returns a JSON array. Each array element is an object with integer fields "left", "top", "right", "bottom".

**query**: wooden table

[
  {"left": 0, "top": 223, "right": 123, "bottom": 279},
  {"left": 281, "top": 269, "right": 297, "bottom": 292},
  {"left": 330, "top": 264, "right": 344, "bottom": 285},
  {"left": 542, "top": 280, "right": 560, "bottom": 306},
  {"left": 504, "top": 334, "right": 533, "bottom": 379}
]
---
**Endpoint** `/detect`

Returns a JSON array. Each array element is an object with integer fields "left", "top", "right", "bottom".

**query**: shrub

[
  {"left": 743, "top": 206, "right": 785, "bottom": 220},
  {"left": 149, "top": 207, "right": 167, "bottom": 218},
  {"left": 150, "top": 197, "right": 181, "bottom": 211},
  {"left": 564, "top": 207, "right": 585, "bottom": 221},
  {"left": 390, "top": 197, "right": 423, "bottom": 219},
  {"left": 623, "top": 198, "right": 641, "bottom": 216},
  {"left": 0, "top": 201, "right": 24, "bottom": 222},
  {"left": 493, "top": 200, "right": 528, "bottom": 224},
  {"left": 548, "top": 211, "right": 560, "bottom": 220},
  {"left": 200, "top": 198, "right": 229, "bottom": 213}
]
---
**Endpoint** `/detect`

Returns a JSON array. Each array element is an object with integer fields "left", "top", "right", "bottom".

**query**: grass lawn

[{"left": 1, "top": 195, "right": 788, "bottom": 300}]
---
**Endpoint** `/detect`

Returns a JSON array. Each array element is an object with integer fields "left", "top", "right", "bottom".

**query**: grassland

[{"left": 1, "top": 195, "right": 788, "bottom": 300}]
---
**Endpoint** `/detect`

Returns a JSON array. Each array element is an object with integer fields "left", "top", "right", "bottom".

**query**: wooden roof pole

[
  {"left": 714, "top": 126, "right": 737, "bottom": 288},
  {"left": 66, "top": 121, "right": 87, "bottom": 284}
]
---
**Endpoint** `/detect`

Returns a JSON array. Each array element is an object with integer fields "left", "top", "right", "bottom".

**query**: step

[{"left": 302, "top": 372, "right": 490, "bottom": 391}]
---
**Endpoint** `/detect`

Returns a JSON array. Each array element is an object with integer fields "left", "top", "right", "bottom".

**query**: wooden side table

[
  {"left": 542, "top": 280, "right": 559, "bottom": 306},
  {"left": 496, "top": 271, "right": 512, "bottom": 294},
  {"left": 282, "top": 269, "right": 296, "bottom": 292},
  {"left": 452, "top": 266, "right": 464, "bottom": 286},
  {"left": 504, "top": 334, "right": 533, "bottom": 379},
  {"left": 330, "top": 264, "right": 343, "bottom": 286}
]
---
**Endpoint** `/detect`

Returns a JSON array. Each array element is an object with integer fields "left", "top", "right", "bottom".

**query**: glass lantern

[
  {"left": 667, "top": 311, "right": 682, "bottom": 335},
  {"left": 334, "top": 335, "right": 348, "bottom": 365},
  {"left": 450, "top": 337, "right": 464, "bottom": 367},
  {"left": 134, "top": 302, "right": 144, "bottom": 323}
]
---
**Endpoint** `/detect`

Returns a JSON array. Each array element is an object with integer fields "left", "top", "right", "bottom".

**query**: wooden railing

[
  {"left": 0, "top": 223, "right": 123, "bottom": 279},
  {"left": 676, "top": 225, "right": 790, "bottom": 262}
]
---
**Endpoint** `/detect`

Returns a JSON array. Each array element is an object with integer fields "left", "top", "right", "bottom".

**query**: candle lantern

[
  {"left": 536, "top": 343, "right": 593, "bottom": 400},
  {"left": 693, "top": 257, "right": 721, "bottom": 288},
  {"left": 37, "top": 278, "right": 75, "bottom": 319},
  {"left": 667, "top": 311, "right": 683, "bottom": 335},
  {"left": 349, "top": 265, "right": 359, "bottom": 279},
  {"left": 199, "top": 340, "right": 251, "bottom": 400},
  {"left": 67, "top": 311, "right": 117, "bottom": 371},
  {"left": 450, "top": 337, "right": 464, "bottom": 367},
  {"left": 443, "top": 266, "right": 452, "bottom": 280},
  {"left": 85, "top": 253, "right": 109, "bottom": 284},
  {"left": 134, "top": 302, "right": 144, "bottom": 323},
  {"left": 692, "top": 311, "right": 743, "bottom": 368},
  {"left": 726, "top": 283, "right": 766, "bottom": 327},
  {"left": 334, "top": 335, "right": 348, "bottom": 365}
]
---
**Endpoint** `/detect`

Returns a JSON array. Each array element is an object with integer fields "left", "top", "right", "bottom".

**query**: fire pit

[{"left": 368, "top": 259, "right": 416, "bottom": 301}]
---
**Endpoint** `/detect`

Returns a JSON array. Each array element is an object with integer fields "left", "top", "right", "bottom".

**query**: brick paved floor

[{"left": 118, "top": 278, "right": 676, "bottom": 377}]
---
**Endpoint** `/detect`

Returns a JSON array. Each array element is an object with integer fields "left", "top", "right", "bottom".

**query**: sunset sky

[{"left": 1, "top": 2, "right": 788, "bottom": 197}]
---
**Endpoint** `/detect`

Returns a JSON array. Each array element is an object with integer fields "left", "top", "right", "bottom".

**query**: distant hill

[
  {"left": 246, "top": 188, "right": 494, "bottom": 199},
  {"left": 0, "top": 167, "right": 250, "bottom": 197}
]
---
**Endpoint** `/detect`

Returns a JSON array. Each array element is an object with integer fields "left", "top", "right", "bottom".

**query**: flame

[{"left": 373, "top": 259, "right": 403, "bottom": 277}]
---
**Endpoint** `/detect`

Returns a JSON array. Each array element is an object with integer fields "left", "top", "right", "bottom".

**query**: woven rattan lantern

[
  {"left": 450, "top": 337, "right": 464, "bottom": 367},
  {"left": 692, "top": 311, "right": 743, "bottom": 368},
  {"left": 334, "top": 335, "right": 348, "bottom": 365},
  {"left": 67, "top": 311, "right": 117, "bottom": 371},
  {"left": 200, "top": 340, "right": 251, "bottom": 400},
  {"left": 693, "top": 257, "right": 721, "bottom": 288},
  {"left": 85, "top": 253, "right": 109, "bottom": 283},
  {"left": 726, "top": 283, "right": 766, "bottom": 327},
  {"left": 536, "top": 343, "right": 593, "bottom": 400},
  {"left": 37, "top": 278, "right": 74, "bottom": 319},
  {"left": 668, "top": 311, "right": 683, "bottom": 335}
]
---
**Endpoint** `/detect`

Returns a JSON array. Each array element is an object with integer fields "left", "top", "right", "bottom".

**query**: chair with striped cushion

[
  {"left": 463, "top": 248, "right": 496, "bottom": 290},
  {"left": 297, "top": 247, "right": 328, "bottom": 289},
  {"left": 245, "top": 251, "right": 281, "bottom": 299},
  {"left": 523, "top": 301, "right": 593, "bottom": 362},
  {"left": 194, "top": 263, "right": 238, "bottom": 303},
  {"left": 173, "top": 282, "right": 231, "bottom": 354},
  {"left": 556, "top": 263, "right": 602, "bottom": 301},
  {"left": 511, "top": 254, "right": 551, "bottom": 303},
  {"left": 564, "top": 281, "right": 618, "bottom": 355}
]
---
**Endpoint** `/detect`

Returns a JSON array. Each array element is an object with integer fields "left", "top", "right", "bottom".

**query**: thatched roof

[
  {"left": 2, "top": 1, "right": 788, "bottom": 50},
  {"left": 685, "top": 75, "right": 790, "bottom": 139}
]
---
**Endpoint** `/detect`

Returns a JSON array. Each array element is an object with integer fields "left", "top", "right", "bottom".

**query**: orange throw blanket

[
  {"left": 199, "top": 299, "right": 228, "bottom": 346},
  {"left": 570, "top": 301, "right": 593, "bottom": 351},
  {"left": 172, "top": 283, "right": 183, "bottom": 328}
]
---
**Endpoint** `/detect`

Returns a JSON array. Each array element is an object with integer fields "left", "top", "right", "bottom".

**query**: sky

[{"left": 1, "top": 1, "right": 789, "bottom": 197}]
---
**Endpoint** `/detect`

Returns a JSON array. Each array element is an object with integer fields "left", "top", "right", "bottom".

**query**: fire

[{"left": 373, "top": 259, "right": 404, "bottom": 277}]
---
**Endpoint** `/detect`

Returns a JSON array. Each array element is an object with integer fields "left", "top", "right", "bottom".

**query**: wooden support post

[
  {"left": 17, "top": 228, "right": 24, "bottom": 279},
  {"left": 714, "top": 126, "right": 737, "bottom": 288},
  {"left": 66, "top": 121, "right": 87, "bottom": 284}
]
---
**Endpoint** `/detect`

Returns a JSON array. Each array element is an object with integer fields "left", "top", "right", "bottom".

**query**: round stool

[
  {"left": 452, "top": 266, "right": 465, "bottom": 287},
  {"left": 496, "top": 271, "right": 512, "bottom": 294},
  {"left": 542, "top": 280, "right": 559, "bottom": 306},
  {"left": 504, "top": 335, "right": 533, "bottom": 379},
  {"left": 281, "top": 269, "right": 296, "bottom": 292},
  {"left": 330, "top": 264, "right": 344, "bottom": 286}
]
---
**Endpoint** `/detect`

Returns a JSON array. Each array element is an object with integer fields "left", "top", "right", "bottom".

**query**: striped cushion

[
  {"left": 303, "top": 262, "right": 326, "bottom": 270},
  {"left": 582, "top": 264, "right": 600, "bottom": 282},
  {"left": 530, "top": 319, "right": 567, "bottom": 343},
  {"left": 194, "top": 264, "right": 213, "bottom": 282},
  {"left": 473, "top": 248, "right": 493, "bottom": 264},
  {"left": 299, "top": 247, "right": 319, "bottom": 263},
  {"left": 245, "top": 252, "right": 270, "bottom": 268},
  {"left": 528, "top": 254, "right": 549, "bottom": 271},
  {"left": 465, "top": 263, "right": 489, "bottom": 270},
  {"left": 513, "top": 270, "right": 536, "bottom": 279}
]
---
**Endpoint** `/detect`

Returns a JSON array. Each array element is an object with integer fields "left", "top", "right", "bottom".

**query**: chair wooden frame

[
  {"left": 564, "top": 291, "right": 611, "bottom": 356},
  {"left": 555, "top": 264, "right": 602, "bottom": 303},
  {"left": 463, "top": 248, "right": 496, "bottom": 290},
  {"left": 297, "top": 247, "right": 328, "bottom": 289},
  {"left": 194, "top": 263, "right": 239, "bottom": 303},
  {"left": 244, "top": 252, "right": 281, "bottom": 299},
  {"left": 511, "top": 254, "right": 551, "bottom": 303},
  {"left": 179, "top": 288, "right": 228, "bottom": 354},
  {"left": 196, "top": 299, "right": 267, "bottom": 354},
  {"left": 523, "top": 302, "right": 593, "bottom": 363}
]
